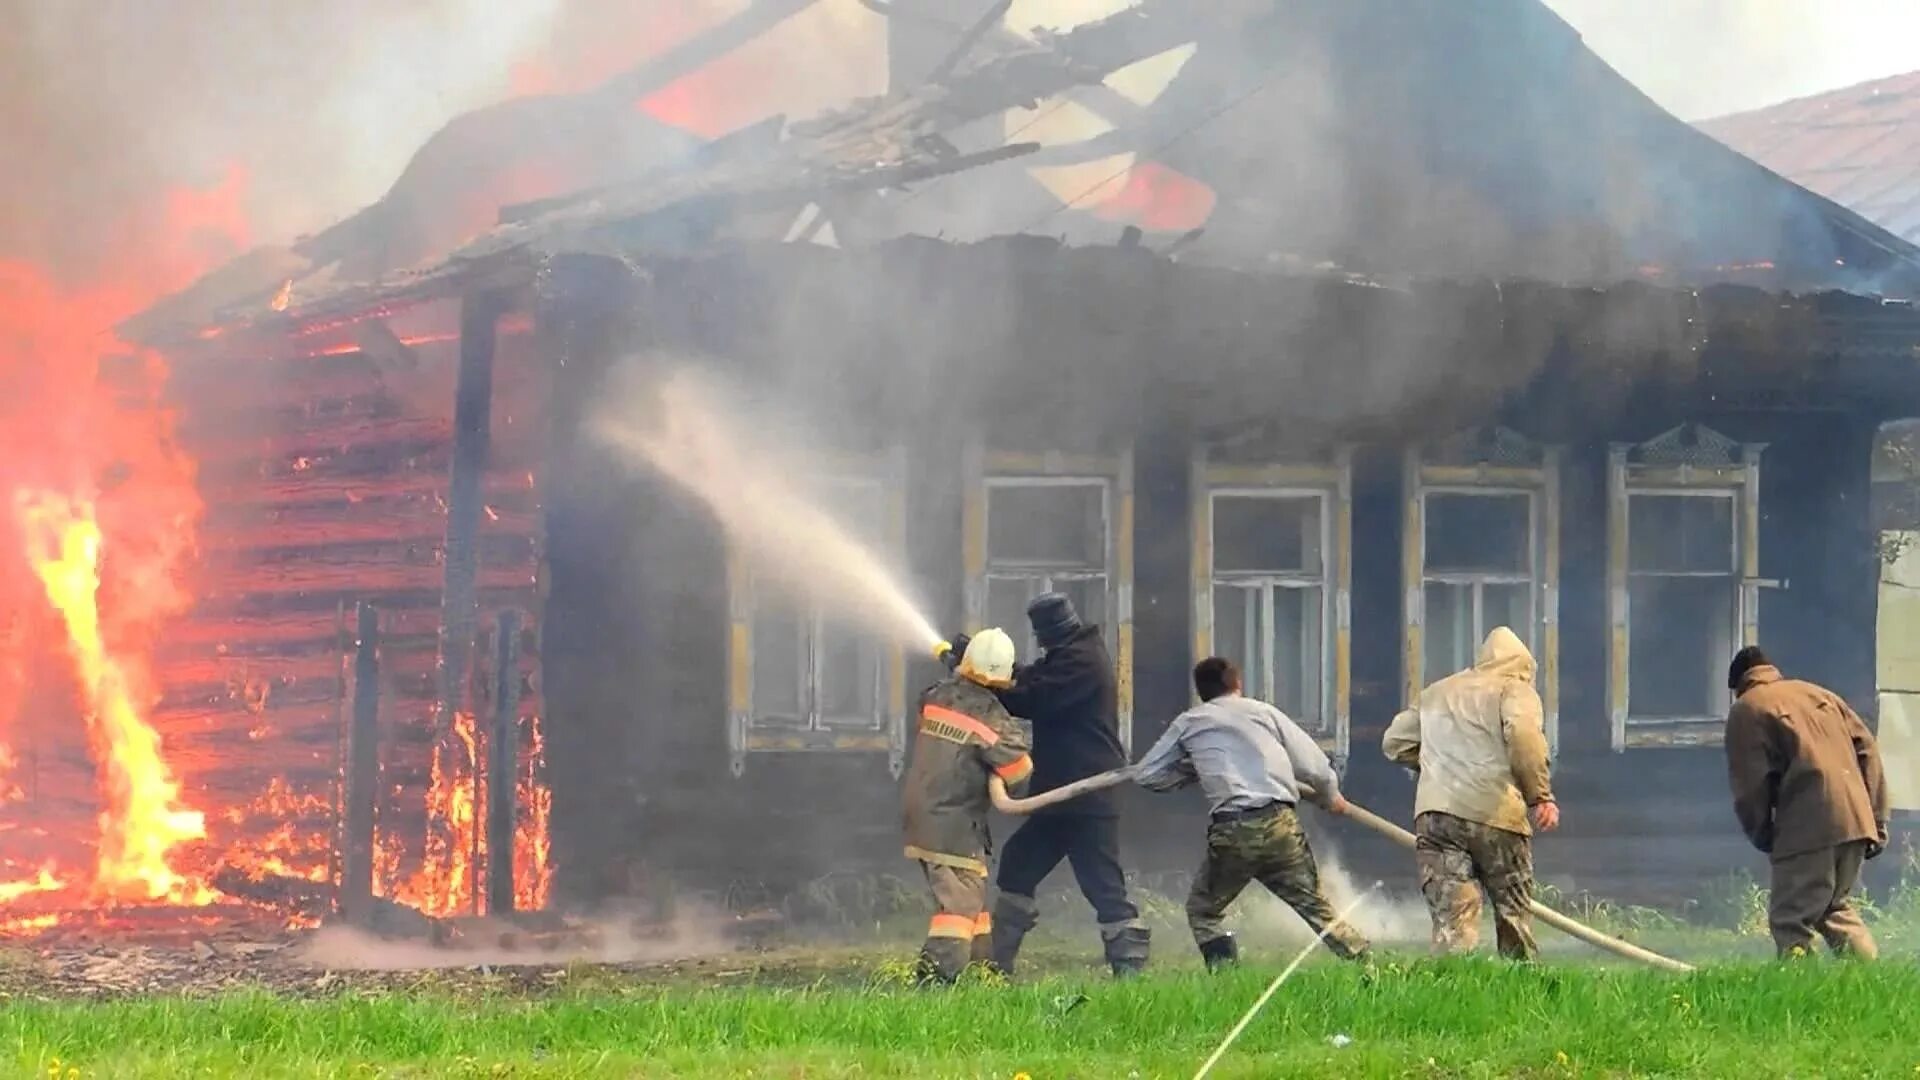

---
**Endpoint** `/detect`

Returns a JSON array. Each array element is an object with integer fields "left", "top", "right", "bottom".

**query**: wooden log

[
  {"left": 212, "top": 866, "right": 337, "bottom": 919},
  {"left": 201, "top": 466, "right": 536, "bottom": 512},
  {"left": 192, "top": 582, "right": 539, "bottom": 622},
  {"left": 199, "top": 498, "right": 540, "bottom": 554},
  {"left": 198, "top": 560, "right": 536, "bottom": 602},
  {"left": 155, "top": 632, "right": 438, "bottom": 687},
  {"left": 342, "top": 603, "right": 380, "bottom": 924},
  {"left": 437, "top": 291, "right": 504, "bottom": 738},
  {"left": 486, "top": 609, "right": 521, "bottom": 916}
]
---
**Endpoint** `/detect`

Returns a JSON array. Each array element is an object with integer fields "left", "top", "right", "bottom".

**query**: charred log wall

[{"left": 164, "top": 296, "right": 547, "bottom": 906}]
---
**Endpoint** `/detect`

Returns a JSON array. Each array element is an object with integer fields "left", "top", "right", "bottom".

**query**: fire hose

[{"left": 988, "top": 770, "right": 1695, "bottom": 974}]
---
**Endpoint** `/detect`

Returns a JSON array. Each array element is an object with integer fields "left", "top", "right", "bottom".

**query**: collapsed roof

[{"left": 127, "top": 0, "right": 1920, "bottom": 344}]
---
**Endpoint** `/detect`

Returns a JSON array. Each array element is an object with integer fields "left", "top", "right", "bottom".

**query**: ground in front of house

[
  {"left": 5, "top": 946, "right": 1920, "bottom": 1078},
  {"left": 5, "top": 868, "right": 1917, "bottom": 1078}
]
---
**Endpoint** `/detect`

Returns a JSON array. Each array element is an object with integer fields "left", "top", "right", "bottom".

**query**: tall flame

[{"left": 17, "top": 492, "right": 205, "bottom": 902}]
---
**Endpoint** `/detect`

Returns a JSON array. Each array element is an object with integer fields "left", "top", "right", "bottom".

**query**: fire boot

[
  {"left": 990, "top": 893, "right": 1040, "bottom": 975},
  {"left": 914, "top": 940, "right": 967, "bottom": 987},
  {"left": 1102, "top": 923, "right": 1151, "bottom": 978},
  {"left": 1198, "top": 933, "right": 1240, "bottom": 973}
]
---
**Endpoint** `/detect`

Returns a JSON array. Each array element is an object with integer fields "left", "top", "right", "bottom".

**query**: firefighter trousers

[{"left": 917, "top": 861, "right": 993, "bottom": 982}]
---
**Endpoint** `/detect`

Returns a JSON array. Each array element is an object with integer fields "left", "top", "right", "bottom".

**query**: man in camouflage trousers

[
  {"left": 903, "top": 629, "right": 1034, "bottom": 982},
  {"left": 1133, "top": 657, "right": 1370, "bottom": 968},
  {"left": 1384, "top": 626, "right": 1559, "bottom": 959}
]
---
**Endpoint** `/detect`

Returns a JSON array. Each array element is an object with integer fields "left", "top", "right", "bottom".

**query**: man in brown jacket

[
  {"left": 1724, "top": 646, "right": 1889, "bottom": 959},
  {"left": 1383, "top": 626, "right": 1559, "bottom": 959}
]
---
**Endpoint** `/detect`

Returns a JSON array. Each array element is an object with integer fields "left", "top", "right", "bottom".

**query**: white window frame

[
  {"left": 1209, "top": 489, "right": 1331, "bottom": 708},
  {"left": 982, "top": 475, "right": 1112, "bottom": 661},
  {"left": 1607, "top": 425, "right": 1765, "bottom": 750},
  {"left": 727, "top": 454, "right": 908, "bottom": 776},
  {"left": 1402, "top": 431, "right": 1561, "bottom": 752},
  {"left": 1419, "top": 486, "right": 1540, "bottom": 683},
  {"left": 964, "top": 443, "right": 1134, "bottom": 753}
]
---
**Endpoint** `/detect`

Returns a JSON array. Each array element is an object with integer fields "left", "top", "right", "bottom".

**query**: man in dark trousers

[
  {"left": 985, "top": 592, "right": 1149, "bottom": 976},
  {"left": 1725, "top": 646, "right": 1889, "bottom": 959}
]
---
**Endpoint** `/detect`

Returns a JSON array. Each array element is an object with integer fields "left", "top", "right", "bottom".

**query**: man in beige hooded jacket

[{"left": 1383, "top": 626, "right": 1559, "bottom": 958}]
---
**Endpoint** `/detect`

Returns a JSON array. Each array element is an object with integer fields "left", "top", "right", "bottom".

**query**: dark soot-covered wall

[{"left": 536, "top": 250, "right": 1902, "bottom": 911}]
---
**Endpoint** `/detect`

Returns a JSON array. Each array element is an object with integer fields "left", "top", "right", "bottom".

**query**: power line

[{"left": 1019, "top": 53, "right": 1293, "bottom": 235}]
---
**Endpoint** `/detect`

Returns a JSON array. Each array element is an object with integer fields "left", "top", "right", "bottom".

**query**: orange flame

[
  {"left": 17, "top": 493, "right": 206, "bottom": 902},
  {"left": 0, "top": 863, "right": 64, "bottom": 903},
  {"left": 398, "top": 711, "right": 481, "bottom": 918},
  {"left": 0, "top": 740, "right": 19, "bottom": 804},
  {"left": 513, "top": 715, "right": 553, "bottom": 911}
]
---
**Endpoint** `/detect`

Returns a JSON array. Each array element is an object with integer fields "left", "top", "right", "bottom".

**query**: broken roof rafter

[{"left": 155, "top": 0, "right": 1221, "bottom": 341}]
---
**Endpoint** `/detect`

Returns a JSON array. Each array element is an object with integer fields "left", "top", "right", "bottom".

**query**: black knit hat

[
  {"left": 1727, "top": 645, "right": 1771, "bottom": 690},
  {"left": 1027, "top": 592, "right": 1083, "bottom": 649}
]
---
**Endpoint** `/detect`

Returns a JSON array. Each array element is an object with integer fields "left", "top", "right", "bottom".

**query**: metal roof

[{"left": 1702, "top": 71, "right": 1920, "bottom": 246}]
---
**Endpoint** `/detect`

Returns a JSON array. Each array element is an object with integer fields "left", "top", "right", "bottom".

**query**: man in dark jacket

[
  {"left": 984, "top": 593, "right": 1149, "bottom": 976},
  {"left": 1724, "top": 646, "right": 1890, "bottom": 959}
]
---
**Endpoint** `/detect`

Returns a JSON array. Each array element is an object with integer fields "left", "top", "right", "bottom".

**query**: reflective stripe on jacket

[{"left": 902, "top": 677, "right": 1033, "bottom": 873}]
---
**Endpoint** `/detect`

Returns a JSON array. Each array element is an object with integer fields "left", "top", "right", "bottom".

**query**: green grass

[{"left": 7, "top": 959, "right": 1920, "bottom": 1079}]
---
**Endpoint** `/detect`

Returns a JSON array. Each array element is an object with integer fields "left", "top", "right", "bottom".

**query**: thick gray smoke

[
  {"left": 0, "top": 0, "right": 556, "bottom": 271},
  {"left": 0, "top": 0, "right": 881, "bottom": 273}
]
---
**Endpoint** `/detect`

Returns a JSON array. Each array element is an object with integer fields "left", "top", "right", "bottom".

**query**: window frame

[
  {"left": 1401, "top": 431, "right": 1562, "bottom": 753},
  {"left": 1607, "top": 426, "right": 1766, "bottom": 750},
  {"left": 1419, "top": 486, "right": 1540, "bottom": 685},
  {"left": 965, "top": 444, "right": 1134, "bottom": 753},
  {"left": 726, "top": 451, "right": 909, "bottom": 776},
  {"left": 1190, "top": 445, "right": 1352, "bottom": 763}
]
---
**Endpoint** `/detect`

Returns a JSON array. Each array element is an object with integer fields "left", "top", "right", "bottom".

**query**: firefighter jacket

[
  {"left": 902, "top": 676, "right": 1035, "bottom": 875},
  {"left": 1726, "top": 665, "right": 1888, "bottom": 860},
  {"left": 997, "top": 624, "right": 1127, "bottom": 817},
  {"left": 1382, "top": 626, "right": 1554, "bottom": 836}
]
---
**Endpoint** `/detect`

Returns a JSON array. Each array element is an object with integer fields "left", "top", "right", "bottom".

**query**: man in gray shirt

[{"left": 1134, "top": 657, "right": 1371, "bottom": 969}]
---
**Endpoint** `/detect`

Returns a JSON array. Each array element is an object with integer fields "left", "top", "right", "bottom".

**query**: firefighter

[
  {"left": 1133, "top": 656, "right": 1371, "bottom": 969},
  {"left": 985, "top": 593, "right": 1149, "bottom": 977},
  {"left": 904, "top": 628, "right": 1033, "bottom": 983},
  {"left": 1383, "top": 626, "right": 1559, "bottom": 960},
  {"left": 1724, "top": 646, "right": 1889, "bottom": 959}
]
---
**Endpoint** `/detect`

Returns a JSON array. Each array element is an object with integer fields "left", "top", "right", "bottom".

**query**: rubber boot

[
  {"left": 1198, "top": 933, "right": 1240, "bottom": 973},
  {"left": 1103, "top": 924, "right": 1151, "bottom": 978},
  {"left": 914, "top": 939, "right": 968, "bottom": 986},
  {"left": 990, "top": 895, "right": 1039, "bottom": 975}
]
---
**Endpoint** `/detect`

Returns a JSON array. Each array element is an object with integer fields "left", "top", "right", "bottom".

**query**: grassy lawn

[{"left": 6, "top": 958, "right": 1919, "bottom": 1079}]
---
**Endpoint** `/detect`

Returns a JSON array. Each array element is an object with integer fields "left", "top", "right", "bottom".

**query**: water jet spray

[{"left": 591, "top": 365, "right": 945, "bottom": 654}]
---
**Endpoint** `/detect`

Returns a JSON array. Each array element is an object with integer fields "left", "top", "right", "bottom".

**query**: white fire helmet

[{"left": 959, "top": 628, "right": 1017, "bottom": 688}]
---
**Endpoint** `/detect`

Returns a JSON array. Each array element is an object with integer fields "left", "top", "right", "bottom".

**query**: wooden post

[
  {"left": 439, "top": 291, "right": 503, "bottom": 736},
  {"left": 341, "top": 602, "right": 381, "bottom": 925},
  {"left": 486, "top": 608, "right": 522, "bottom": 916}
]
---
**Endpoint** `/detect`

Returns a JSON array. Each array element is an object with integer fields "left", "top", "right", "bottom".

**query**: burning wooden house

[{"left": 72, "top": 0, "right": 1920, "bottom": 926}]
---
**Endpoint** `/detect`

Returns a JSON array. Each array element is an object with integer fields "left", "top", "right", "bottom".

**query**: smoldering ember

[{"left": 2, "top": 2, "right": 1918, "bottom": 1076}]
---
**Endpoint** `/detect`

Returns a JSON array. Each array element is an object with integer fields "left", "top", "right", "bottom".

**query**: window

[
  {"left": 984, "top": 479, "right": 1110, "bottom": 661},
  {"left": 1420, "top": 491, "right": 1537, "bottom": 684},
  {"left": 965, "top": 446, "right": 1135, "bottom": 751},
  {"left": 1625, "top": 493, "right": 1739, "bottom": 720},
  {"left": 1190, "top": 447, "right": 1351, "bottom": 756},
  {"left": 1401, "top": 429, "right": 1560, "bottom": 750},
  {"left": 729, "top": 470, "right": 907, "bottom": 774},
  {"left": 1607, "top": 424, "right": 1764, "bottom": 749},
  {"left": 1209, "top": 492, "right": 1328, "bottom": 727}
]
